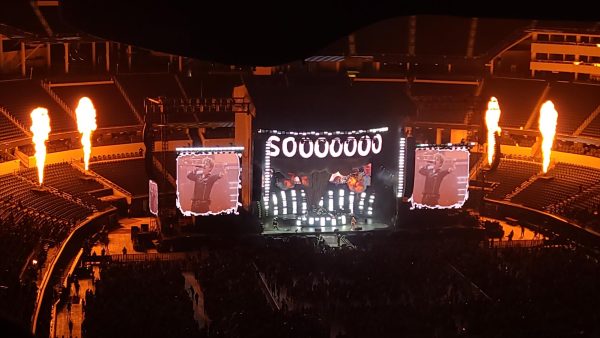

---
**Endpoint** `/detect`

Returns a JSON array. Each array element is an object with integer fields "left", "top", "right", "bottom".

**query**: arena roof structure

[{"left": 42, "top": 0, "right": 600, "bottom": 66}]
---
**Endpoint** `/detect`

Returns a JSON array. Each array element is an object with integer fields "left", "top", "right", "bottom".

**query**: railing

[
  {"left": 524, "top": 82, "right": 551, "bottom": 130},
  {"left": 548, "top": 180, "right": 600, "bottom": 211},
  {"left": 469, "top": 155, "right": 484, "bottom": 180},
  {"left": 0, "top": 105, "right": 32, "bottom": 137},
  {"left": 341, "top": 236, "right": 356, "bottom": 249},
  {"left": 40, "top": 80, "right": 77, "bottom": 121},
  {"left": 504, "top": 171, "right": 543, "bottom": 200},
  {"left": 487, "top": 239, "right": 545, "bottom": 249},
  {"left": 72, "top": 162, "right": 133, "bottom": 204},
  {"left": 111, "top": 75, "right": 145, "bottom": 124},
  {"left": 463, "top": 78, "right": 485, "bottom": 125},
  {"left": 146, "top": 96, "right": 253, "bottom": 115},
  {"left": 173, "top": 74, "right": 189, "bottom": 99},
  {"left": 573, "top": 104, "right": 600, "bottom": 137},
  {"left": 252, "top": 262, "right": 281, "bottom": 311},
  {"left": 109, "top": 252, "right": 189, "bottom": 262},
  {"left": 32, "top": 207, "right": 116, "bottom": 335},
  {"left": 14, "top": 171, "right": 97, "bottom": 212},
  {"left": 484, "top": 30, "right": 533, "bottom": 62}
]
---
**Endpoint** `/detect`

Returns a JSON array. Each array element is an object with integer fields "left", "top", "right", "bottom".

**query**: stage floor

[{"left": 262, "top": 221, "right": 391, "bottom": 235}]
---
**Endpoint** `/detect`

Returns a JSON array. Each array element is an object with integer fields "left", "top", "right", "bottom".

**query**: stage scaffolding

[{"left": 144, "top": 95, "right": 255, "bottom": 210}]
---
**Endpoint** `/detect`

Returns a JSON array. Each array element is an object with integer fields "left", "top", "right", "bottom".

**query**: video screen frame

[
  {"left": 409, "top": 143, "right": 471, "bottom": 210},
  {"left": 175, "top": 146, "right": 244, "bottom": 217}
]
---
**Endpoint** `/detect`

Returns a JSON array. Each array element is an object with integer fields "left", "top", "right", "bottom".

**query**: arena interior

[{"left": 2, "top": 3, "right": 600, "bottom": 338}]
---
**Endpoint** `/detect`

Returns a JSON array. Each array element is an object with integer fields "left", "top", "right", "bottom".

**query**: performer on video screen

[
  {"left": 187, "top": 157, "right": 223, "bottom": 213},
  {"left": 418, "top": 153, "right": 455, "bottom": 206}
]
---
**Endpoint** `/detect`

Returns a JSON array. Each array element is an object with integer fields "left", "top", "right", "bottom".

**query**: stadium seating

[
  {"left": 511, "top": 163, "right": 600, "bottom": 210},
  {"left": 0, "top": 173, "right": 92, "bottom": 223},
  {"left": 0, "top": 80, "right": 76, "bottom": 132},
  {"left": 115, "top": 73, "right": 184, "bottom": 120},
  {"left": 410, "top": 82, "right": 477, "bottom": 124},
  {"left": 477, "top": 78, "right": 547, "bottom": 129},
  {"left": 581, "top": 114, "right": 600, "bottom": 138},
  {"left": 17, "top": 162, "right": 109, "bottom": 211},
  {"left": 0, "top": 198, "right": 71, "bottom": 327},
  {"left": 0, "top": 112, "right": 27, "bottom": 141},
  {"left": 90, "top": 158, "right": 153, "bottom": 197},
  {"left": 546, "top": 82, "right": 600, "bottom": 134},
  {"left": 484, "top": 158, "right": 541, "bottom": 199},
  {"left": 52, "top": 83, "right": 141, "bottom": 127}
]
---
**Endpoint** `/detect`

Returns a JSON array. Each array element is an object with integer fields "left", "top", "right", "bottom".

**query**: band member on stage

[
  {"left": 187, "top": 157, "right": 223, "bottom": 213},
  {"left": 418, "top": 153, "right": 455, "bottom": 206},
  {"left": 351, "top": 215, "right": 357, "bottom": 230}
]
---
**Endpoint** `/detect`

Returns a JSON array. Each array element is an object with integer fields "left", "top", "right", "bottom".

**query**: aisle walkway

[
  {"left": 54, "top": 268, "right": 98, "bottom": 338},
  {"left": 182, "top": 271, "right": 210, "bottom": 330}
]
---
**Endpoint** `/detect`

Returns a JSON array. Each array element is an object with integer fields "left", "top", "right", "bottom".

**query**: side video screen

[
  {"left": 176, "top": 149, "right": 242, "bottom": 216},
  {"left": 410, "top": 147, "right": 469, "bottom": 209},
  {"left": 149, "top": 179, "right": 158, "bottom": 216}
]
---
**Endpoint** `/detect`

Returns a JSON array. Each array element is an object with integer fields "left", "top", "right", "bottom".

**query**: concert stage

[{"left": 262, "top": 216, "right": 390, "bottom": 235}]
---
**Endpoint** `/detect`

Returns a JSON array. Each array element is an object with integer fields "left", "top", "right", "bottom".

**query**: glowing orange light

[
  {"left": 539, "top": 100, "right": 558, "bottom": 173},
  {"left": 485, "top": 97, "right": 502, "bottom": 165},
  {"left": 75, "top": 97, "right": 97, "bottom": 171},
  {"left": 30, "top": 108, "right": 51, "bottom": 185}
]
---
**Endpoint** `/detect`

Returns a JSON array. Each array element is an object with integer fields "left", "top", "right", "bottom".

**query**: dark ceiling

[
  {"left": 3, "top": 1, "right": 599, "bottom": 66},
  {"left": 58, "top": 0, "right": 599, "bottom": 66}
]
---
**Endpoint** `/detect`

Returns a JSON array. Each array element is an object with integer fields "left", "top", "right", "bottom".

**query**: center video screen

[
  {"left": 410, "top": 146, "right": 470, "bottom": 209},
  {"left": 176, "top": 148, "right": 242, "bottom": 216},
  {"left": 261, "top": 128, "right": 392, "bottom": 226}
]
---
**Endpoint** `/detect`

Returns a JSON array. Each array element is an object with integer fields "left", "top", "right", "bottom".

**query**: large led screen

[
  {"left": 410, "top": 146, "right": 469, "bottom": 209},
  {"left": 176, "top": 148, "right": 242, "bottom": 216},
  {"left": 260, "top": 128, "right": 392, "bottom": 224}
]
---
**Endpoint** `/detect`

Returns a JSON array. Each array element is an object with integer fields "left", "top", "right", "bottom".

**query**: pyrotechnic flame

[
  {"left": 75, "top": 97, "right": 97, "bottom": 171},
  {"left": 30, "top": 108, "right": 51, "bottom": 185},
  {"left": 539, "top": 100, "right": 558, "bottom": 173},
  {"left": 485, "top": 97, "right": 502, "bottom": 165}
]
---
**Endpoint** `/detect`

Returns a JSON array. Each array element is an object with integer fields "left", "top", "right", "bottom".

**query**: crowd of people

[
  {"left": 250, "top": 234, "right": 600, "bottom": 337},
  {"left": 555, "top": 140, "right": 600, "bottom": 158},
  {"left": 82, "top": 262, "right": 199, "bottom": 338},
  {"left": 548, "top": 203, "right": 600, "bottom": 233},
  {"left": 451, "top": 244, "right": 600, "bottom": 336},
  {"left": 496, "top": 133, "right": 600, "bottom": 159},
  {"left": 255, "top": 236, "right": 487, "bottom": 337},
  {"left": 3, "top": 215, "right": 600, "bottom": 337},
  {"left": 190, "top": 249, "right": 327, "bottom": 337},
  {"left": 0, "top": 201, "right": 73, "bottom": 329}
]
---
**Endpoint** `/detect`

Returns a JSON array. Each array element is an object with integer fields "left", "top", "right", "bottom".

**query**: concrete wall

[{"left": 0, "top": 159, "right": 20, "bottom": 175}]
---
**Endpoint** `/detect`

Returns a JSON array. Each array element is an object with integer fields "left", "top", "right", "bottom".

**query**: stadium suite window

[{"left": 537, "top": 34, "right": 549, "bottom": 41}]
